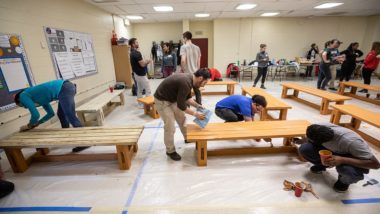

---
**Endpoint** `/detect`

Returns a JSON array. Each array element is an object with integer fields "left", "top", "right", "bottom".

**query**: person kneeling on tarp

[
  {"left": 215, "top": 95, "right": 267, "bottom": 122},
  {"left": 299, "top": 123, "right": 380, "bottom": 193},
  {"left": 14, "top": 79, "right": 89, "bottom": 153}
]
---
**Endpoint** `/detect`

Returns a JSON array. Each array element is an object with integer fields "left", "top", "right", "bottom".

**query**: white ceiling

[{"left": 86, "top": 0, "right": 380, "bottom": 23}]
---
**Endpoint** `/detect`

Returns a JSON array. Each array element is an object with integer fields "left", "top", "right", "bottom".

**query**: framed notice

[
  {"left": 0, "top": 33, "right": 34, "bottom": 112},
  {"left": 44, "top": 27, "right": 98, "bottom": 80}
]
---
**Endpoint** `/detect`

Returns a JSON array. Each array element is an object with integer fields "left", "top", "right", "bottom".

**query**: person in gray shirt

[
  {"left": 253, "top": 44, "right": 270, "bottom": 89},
  {"left": 299, "top": 123, "right": 379, "bottom": 192}
]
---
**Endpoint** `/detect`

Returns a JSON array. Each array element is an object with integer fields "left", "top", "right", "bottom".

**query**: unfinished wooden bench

[
  {"left": 281, "top": 83, "right": 351, "bottom": 115},
  {"left": 330, "top": 104, "right": 380, "bottom": 148},
  {"left": 242, "top": 87, "right": 292, "bottom": 120},
  {"left": 338, "top": 81, "right": 380, "bottom": 106},
  {"left": 202, "top": 80, "right": 237, "bottom": 96},
  {"left": 137, "top": 96, "right": 159, "bottom": 119},
  {"left": 187, "top": 120, "right": 310, "bottom": 166},
  {"left": 76, "top": 89, "right": 125, "bottom": 126},
  {"left": 0, "top": 126, "right": 143, "bottom": 173}
]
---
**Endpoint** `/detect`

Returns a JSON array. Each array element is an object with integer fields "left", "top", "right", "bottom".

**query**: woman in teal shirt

[{"left": 14, "top": 80, "right": 88, "bottom": 152}]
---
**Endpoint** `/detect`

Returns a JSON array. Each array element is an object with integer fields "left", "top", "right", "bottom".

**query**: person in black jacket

[
  {"left": 306, "top": 43, "right": 319, "bottom": 77},
  {"left": 339, "top": 42, "right": 363, "bottom": 82}
]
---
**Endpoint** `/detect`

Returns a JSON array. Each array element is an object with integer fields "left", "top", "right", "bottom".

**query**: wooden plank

[
  {"left": 11, "top": 131, "right": 142, "bottom": 139},
  {"left": 339, "top": 81, "right": 380, "bottom": 93},
  {"left": 76, "top": 90, "right": 125, "bottom": 112},
  {"left": 33, "top": 153, "right": 118, "bottom": 162},
  {"left": 201, "top": 91, "right": 229, "bottom": 96},
  {"left": 137, "top": 96, "right": 154, "bottom": 104},
  {"left": 28, "top": 126, "right": 143, "bottom": 131},
  {"left": 342, "top": 92, "right": 380, "bottom": 106},
  {"left": 207, "top": 81, "right": 237, "bottom": 85},
  {"left": 241, "top": 87, "right": 292, "bottom": 110},
  {"left": 0, "top": 139, "right": 139, "bottom": 147},
  {"left": 207, "top": 146, "right": 297, "bottom": 156},
  {"left": 281, "top": 83, "right": 351, "bottom": 101},
  {"left": 331, "top": 104, "right": 380, "bottom": 128}
]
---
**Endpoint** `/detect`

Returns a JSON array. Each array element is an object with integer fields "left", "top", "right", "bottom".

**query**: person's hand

[
  {"left": 194, "top": 112, "right": 206, "bottom": 120},
  {"left": 197, "top": 105, "right": 205, "bottom": 110},
  {"left": 323, "top": 155, "right": 344, "bottom": 167},
  {"left": 376, "top": 54, "right": 380, "bottom": 59}
]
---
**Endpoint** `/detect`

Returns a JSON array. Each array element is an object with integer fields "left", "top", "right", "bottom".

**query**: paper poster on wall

[
  {"left": 0, "top": 33, "right": 34, "bottom": 112},
  {"left": 44, "top": 27, "right": 98, "bottom": 80}
]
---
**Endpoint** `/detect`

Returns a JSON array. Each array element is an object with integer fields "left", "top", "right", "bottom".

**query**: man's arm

[
  {"left": 138, "top": 59, "right": 151, "bottom": 68},
  {"left": 325, "top": 155, "right": 380, "bottom": 170},
  {"left": 186, "top": 98, "right": 202, "bottom": 109},
  {"left": 181, "top": 54, "right": 186, "bottom": 72}
]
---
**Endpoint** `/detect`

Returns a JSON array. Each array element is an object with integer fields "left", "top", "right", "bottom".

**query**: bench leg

[
  {"left": 150, "top": 104, "right": 160, "bottom": 119},
  {"left": 283, "top": 138, "right": 292, "bottom": 146},
  {"left": 116, "top": 145, "right": 132, "bottom": 170},
  {"left": 96, "top": 110, "right": 105, "bottom": 126},
  {"left": 143, "top": 104, "right": 149, "bottom": 115},
  {"left": 231, "top": 85, "right": 235, "bottom": 95},
  {"left": 4, "top": 148, "right": 29, "bottom": 173},
  {"left": 133, "top": 144, "right": 138, "bottom": 153},
  {"left": 330, "top": 109, "right": 342, "bottom": 124},
  {"left": 119, "top": 93, "right": 125, "bottom": 106},
  {"left": 350, "top": 86, "right": 357, "bottom": 94},
  {"left": 77, "top": 112, "right": 86, "bottom": 126},
  {"left": 338, "top": 83, "right": 345, "bottom": 94},
  {"left": 242, "top": 90, "right": 247, "bottom": 96},
  {"left": 281, "top": 87, "right": 288, "bottom": 98},
  {"left": 350, "top": 118, "right": 362, "bottom": 129},
  {"left": 320, "top": 98, "right": 330, "bottom": 115},
  {"left": 36, "top": 148, "right": 50, "bottom": 155},
  {"left": 293, "top": 90, "right": 299, "bottom": 98},
  {"left": 279, "top": 109, "right": 288, "bottom": 120},
  {"left": 196, "top": 140, "right": 207, "bottom": 166},
  {"left": 260, "top": 110, "right": 268, "bottom": 121}
]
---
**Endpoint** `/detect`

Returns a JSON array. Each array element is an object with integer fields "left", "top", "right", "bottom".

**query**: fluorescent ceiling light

[
  {"left": 314, "top": 3, "right": 343, "bottom": 9},
  {"left": 195, "top": 13, "right": 210, "bottom": 18},
  {"left": 261, "top": 12, "right": 279, "bottom": 17},
  {"left": 126, "top": 15, "right": 143, "bottom": 20},
  {"left": 236, "top": 4, "right": 257, "bottom": 10},
  {"left": 153, "top": 6, "right": 173, "bottom": 12}
]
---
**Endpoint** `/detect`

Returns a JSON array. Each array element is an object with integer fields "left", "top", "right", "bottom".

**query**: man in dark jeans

[
  {"left": 0, "top": 158, "right": 14, "bottom": 199},
  {"left": 299, "top": 123, "right": 380, "bottom": 192},
  {"left": 14, "top": 80, "right": 88, "bottom": 152},
  {"left": 215, "top": 95, "right": 267, "bottom": 122}
]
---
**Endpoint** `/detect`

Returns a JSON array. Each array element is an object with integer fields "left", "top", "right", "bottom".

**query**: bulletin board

[
  {"left": 0, "top": 33, "right": 34, "bottom": 112},
  {"left": 44, "top": 27, "right": 98, "bottom": 80}
]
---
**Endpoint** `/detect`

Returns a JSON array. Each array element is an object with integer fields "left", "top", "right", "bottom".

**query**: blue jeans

[
  {"left": 317, "top": 63, "right": 331, "bottom": 89},
  {"left": 57, "top": 81, "right": 82, "bottom": 128},
  {"left": 299, "top": 142, "right": 369, "bottom": 185}
]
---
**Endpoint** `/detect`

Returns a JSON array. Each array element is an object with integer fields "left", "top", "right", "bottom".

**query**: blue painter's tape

[
  {"left": 124, "top": 121, "right": 163, "bottom": 212},
  {"left": 342, "top": 198, "right": 380, "bottom": 204},
  {"left": 122, "top": 211, "right": 128, "bottom": 214},
  {"left": 0, "top": 206, "right": 91, "bottom": 212}
]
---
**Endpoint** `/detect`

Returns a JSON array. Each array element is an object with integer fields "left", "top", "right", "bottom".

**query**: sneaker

[
  {"left": 333, "top": 179, "right": 350, "bottom": 193},
  {"left": 72, "top": 146, "right": 90, "bottom": 153},
  {"left": 253, "top": 84, "right": 256, "bottom": 87},
  {"left": 166, "top": 152, "right": 181, "bottom": 161},
  {"left": 358, "top": 89, "right": 368, "bottom": 93},
  {"left": 310, "top": 165, "right": 326, "bottom": 174},
  {"left": 260, "top": 85, "right": 267, "bottom": 89},
  {"left": 328, "top": 87, "right": 337, "bottom": 91}
]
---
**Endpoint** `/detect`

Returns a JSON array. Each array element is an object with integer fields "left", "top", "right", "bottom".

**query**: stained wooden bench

[
  {"left": 330, "top": 104, "right": 380, "bottom": 148},
  {"left": 76, "top": 89, "right": 125, "bottom": 126},
  {"left": 338, "top": 81, "right": 380, "bottom": 106},
  {"left": 187, "top": 120, "right": 310, "bottom": 166},
  {"left": 281, "top": 83, "right": 351, "bottom": 115},
  {"left": 137, "top": 96, "right": 159, "bottom": 119},
  {"left": 202, "top": 80, "right": 237, "bottom": 95},
  {"left": 0, "top": 126, "right": 143, "bottom": 173},
  {"left": 242, "top": 87, "right": 292, "bottom": 120}
]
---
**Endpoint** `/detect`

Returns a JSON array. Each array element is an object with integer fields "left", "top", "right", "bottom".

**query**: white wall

[
  {"left": 132, "top": 22, "right": 183, "bottom": 59},
  {"left": 114, "top": 15, "right": 133, "bottom": 40},
  {"left": 0, "top": 0, "right": 118, "bottom": 138},
  {"left": 214, "top": 17, "right": 372, "bottom": 74}
]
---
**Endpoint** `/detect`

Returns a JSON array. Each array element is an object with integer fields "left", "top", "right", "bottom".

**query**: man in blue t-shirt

[{"left": 215, "top": 95, "right": 267, "bottom": 122}]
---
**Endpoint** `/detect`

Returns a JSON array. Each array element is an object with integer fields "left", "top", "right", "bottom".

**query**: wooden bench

[
  {"left": 0, "top": 126, "right": 143, "bottom": 173},
  {"left": 338, "top": 81, "right": 380, "bottom": 106},
  {"left": 76, "top": 89, "right": 125, "bottom": 126},
  {"left": 187, "top": 120, "right": 310, "bottom": 166},
  {"left": 281, "top": 83, "right": 351, "bottom": 115},
  {"left": 137, "top": 96, "right": 159, "bottom": 119},
  {"left": 202, "top": 80, "right": 237, "bottom": 95},
  {"left": 330, "top": 104, "right": 380, "bottom": 148},
  {"left": 242, "top": 87, "right": 292, "bottom": 120}
]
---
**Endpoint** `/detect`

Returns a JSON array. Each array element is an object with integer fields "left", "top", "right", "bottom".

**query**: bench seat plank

[
  {"left": 338, "top": 81, "right": 380, "bottom": 106},
  {"left": 330, "top": 104, "right": 380, "bottom": 148},
  {"left": 0, "top": 126, "right": 143, "bottom": 172},
  {"left": 242, "top": 87, "right": 291, "bottom": 120},
  {"left": 281, "top": 83, "right": 351, "bottom": 115}
]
